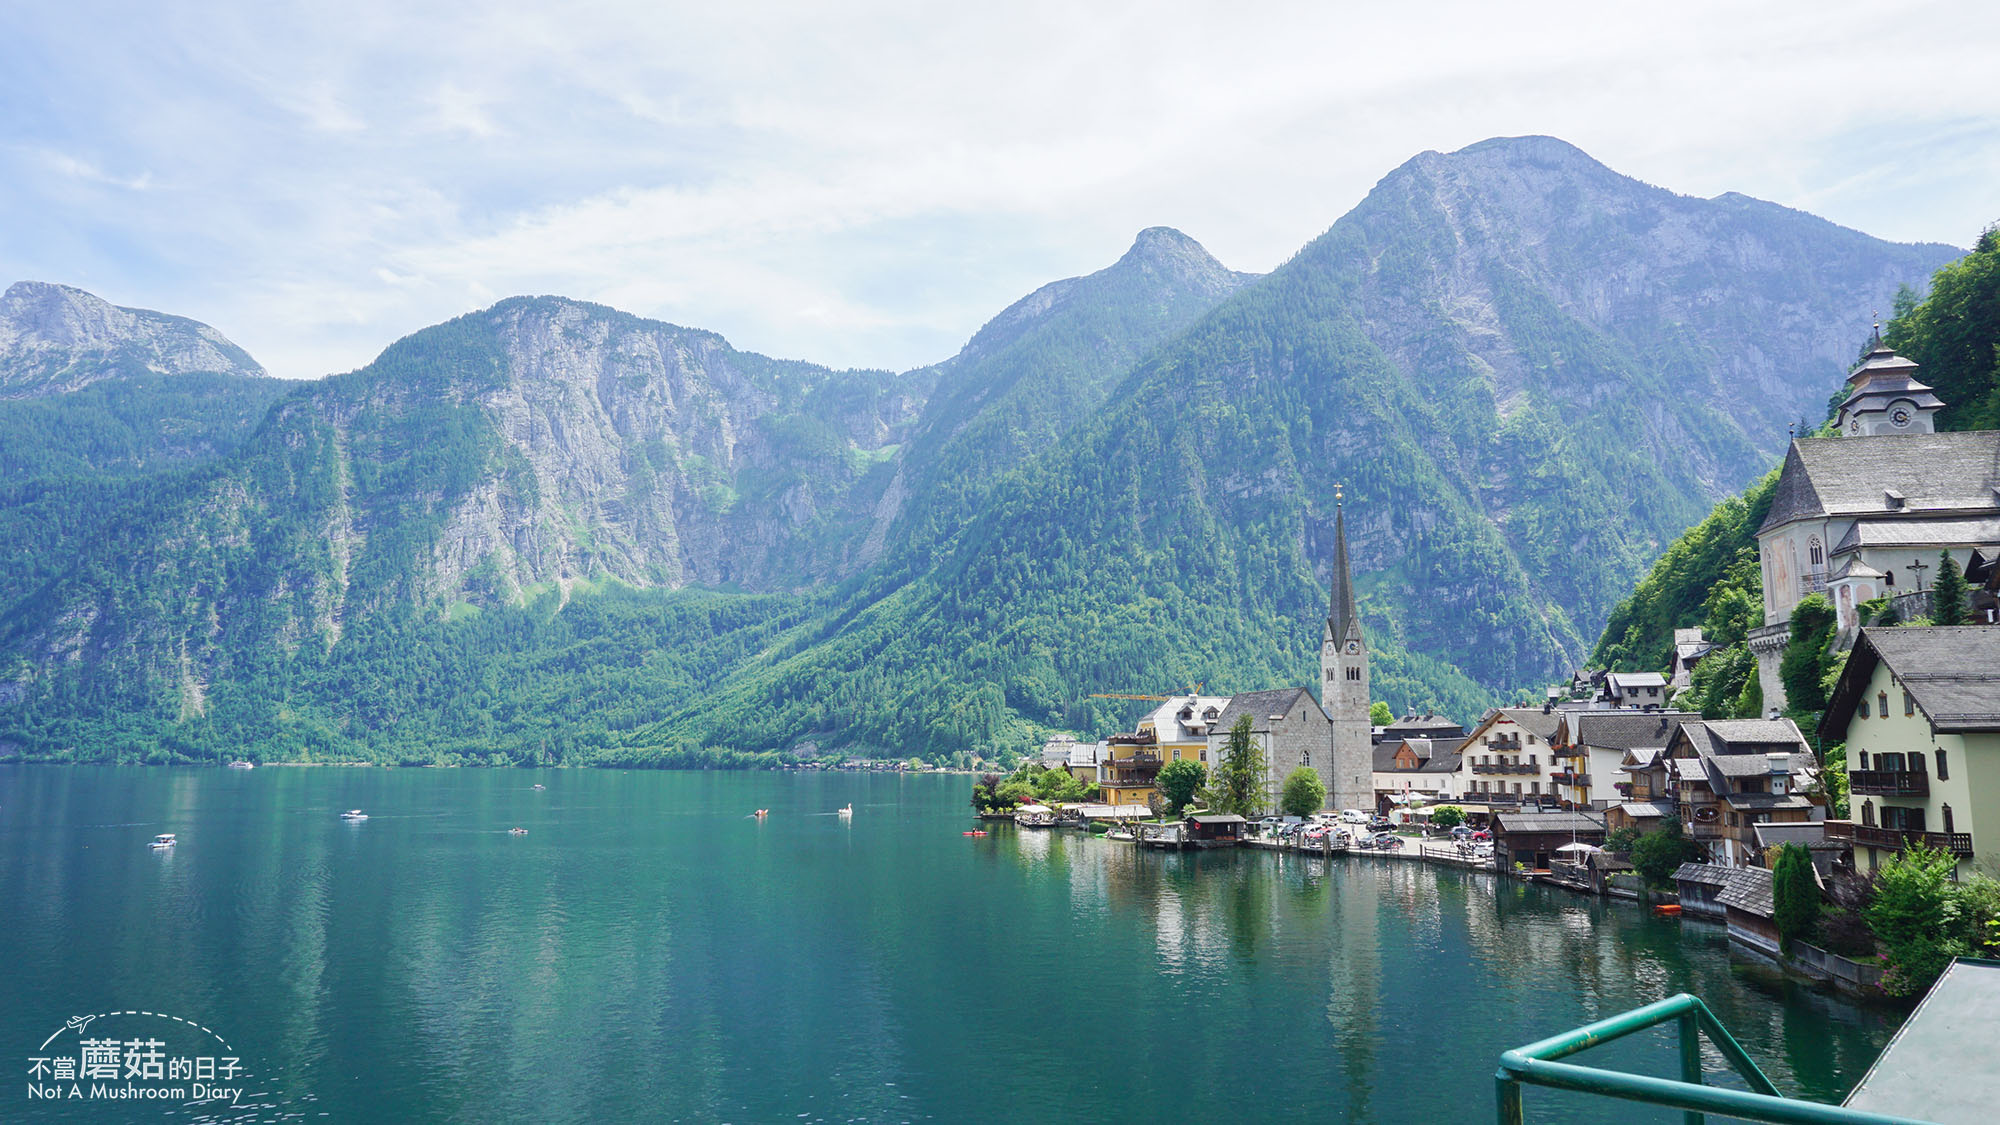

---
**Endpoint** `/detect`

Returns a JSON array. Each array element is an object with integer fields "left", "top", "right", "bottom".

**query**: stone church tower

[{"left": 1320, "top": 500, "right": 1374, "bottom": 813}]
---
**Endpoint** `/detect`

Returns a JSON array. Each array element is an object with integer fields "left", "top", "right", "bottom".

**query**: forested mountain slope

[{"left": 0, "top": 139, "right": 1965, "bottom": 763}]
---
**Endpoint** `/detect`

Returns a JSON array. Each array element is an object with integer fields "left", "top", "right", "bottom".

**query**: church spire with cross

[{"left": 1320, "top": 485, "right": 1373, "bottom": 812}]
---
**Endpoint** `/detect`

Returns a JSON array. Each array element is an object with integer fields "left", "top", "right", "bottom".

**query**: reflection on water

[{"left": 0, "top": 769, "right": 1898, "bottom": 1123}]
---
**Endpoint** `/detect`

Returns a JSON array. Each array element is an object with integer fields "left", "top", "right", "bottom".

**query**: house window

[
  {"left": 1809, "top": 539, "right": 1823, "bottom": 567},
  {"left": 1859, "top": 700, "right": 1871, "bottom": 718},
  {"left": 1303, "top": 752, "right": 1311, "bottom": 767},
  {"left": 1346, "top": 667, "right": 1360, "bottom": 681},
  {"left": 1944, "top": 805, "right": 1955, "bottom": 835},
  {"left": 1862, "top": 801, "right": 1874, "bottom": 827},
  {"left": 1937, "top": 750, "right": 1949, "bottom": 780},
  {"left": 1531, "top": 782, "right": 1540, "bottom": 795},
  {"left": 1878, "top": 692, "right": 1889, "bottom": 718},
  {"left": 1530, "top": 755, "right": 1537, "bottom": 766},
  {"left": 1904, "top": 692, "right": 1915, "bottom": 717}
]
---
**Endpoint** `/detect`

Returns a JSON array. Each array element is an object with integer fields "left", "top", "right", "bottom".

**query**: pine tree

[
  {"left": 1932, "top": 551, "right": 1968, "bottom": 626},
  {"left": 1212, "top": 714, "right": 1267, "bottom": 817},
  {"left": 1771, "top": 843, "right": 1821, "bottom": 952}
]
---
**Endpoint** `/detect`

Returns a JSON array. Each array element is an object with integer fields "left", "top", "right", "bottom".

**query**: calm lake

[{"left": 0, "top": 766, "right": 1899, "bottom": 1122}]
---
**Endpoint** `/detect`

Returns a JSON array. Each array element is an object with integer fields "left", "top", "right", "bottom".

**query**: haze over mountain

[{"left": 0, "top": 137, "right": 1962, "bottom": 763}]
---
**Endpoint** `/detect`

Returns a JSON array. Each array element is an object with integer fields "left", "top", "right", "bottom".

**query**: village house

[
  {"left": 1100, "top": 694, "right": 1231, "bottom": 808},
  {"left": 1669, "top": 628, "right": 1714, "bottom": 689},
  {"left": 1748, "top": 337, "right": 2000, "bottom": 708},
  {"left": 1819, "top": 626, "right": 2000, "bottom": 880},
  {"left": 1607, "top": 747, "right": 1676, "bottom": 835},
  {"left": 1598, "top": 671, "right": 1670, "bottom": 709},
  {"left": 1667, "top": 718, "right": 1820, "bottom": 867},
  {"left": 1550, "top": 709, "right": 1697, "bottom": 810},
  {"left": 1371, "top": 737, "right": 1465, "bottom": 809},
  {"left": 1491, "top": 809, "right": 1606, "bottom": 872},
  {"left": 1455, "top": 707, "right": 1564, "bottom": 810},
  {"left": 1208, "top": 687, "right": 1335, "bottom": 810}
]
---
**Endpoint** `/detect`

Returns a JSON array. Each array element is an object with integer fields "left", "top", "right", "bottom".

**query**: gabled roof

[
  {"left": 1493, "top": 810, "right": 1605, "bottom": 834},
  {"left": 1467, "top": 707, "right": 1564, "bottom": 744},
  {"left": 1213, "top": 687, "right": 1319, "bottom": 735},
  {"left": 1383, "top": 714, "right": 1466, "bottom": 734},
  {"left": 1759, "top": 432, "right": 2000, "bottom": 534},
  {"left": 1605, "top": 671, "right": 1668, "bottom": 691},
  {"left": 1564, "top": 710, "right": 1697, "bottom": 752},
  {"left": 1417, "top": 744, "right": 1465, "bottom": 774},
  {"left": 1616, "top": 800, "right": 1674, "bottom": 819},
  {"left": 1142, "top": 694, "right": 1235, "bottom": 743},
  {"left": 1713, "top": 865, "right": 1776, "bottom": 918},
  {"left": 1673, "top": 718, "right": 1810, "bottom": 760},
  {"left": 1822, "top": 626, "right": 2000, "bottom": 739}
]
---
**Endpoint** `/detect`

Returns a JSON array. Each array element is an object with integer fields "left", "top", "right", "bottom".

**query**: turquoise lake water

[{"left": 0, "top": 767, "right": 1899, "bottom": 1122}]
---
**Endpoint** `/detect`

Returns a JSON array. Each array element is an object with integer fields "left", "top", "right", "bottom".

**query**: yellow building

[
  {"left": 1822, "top": 626, "right": 2000, "bottom": 880},
  {"left": 1099, "top": 695, "right": 1229, "bottom": 808}
]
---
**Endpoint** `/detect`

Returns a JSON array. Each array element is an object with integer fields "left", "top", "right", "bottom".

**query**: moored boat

[
  {"left": 149, "top": 833, "right": 176, "bottom": 850},
  {"left": 1013, "top": 804, "right": 1057, "bottom": 827},
  {"left": 340, "top": 809, "right": 368, "bottom": 821}
]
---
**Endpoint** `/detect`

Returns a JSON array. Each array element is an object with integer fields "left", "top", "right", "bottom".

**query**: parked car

[
  {"left": 1470, "top": 829, "right": 1492, "bottom": 841},
  {"left": 1366, "top": 833, "right": 1404, "bottom": 850},
  {"left": 1366, "top": 818, "right": 1393, "bottom": 833},
  {"left": 1339, "top": 809, "right": 1371, "bottom": 825}
]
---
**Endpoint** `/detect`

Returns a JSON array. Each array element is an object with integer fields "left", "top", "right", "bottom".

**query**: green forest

[
  {"left": 1590, "top": 225, "right": 2000, "bottom": 739},
  {"left": 0, "top": 150, "right": 1975, "bottom": 767}
]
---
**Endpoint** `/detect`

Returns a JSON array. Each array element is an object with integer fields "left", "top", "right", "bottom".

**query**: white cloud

[{"left": 1, "top": 0, "right": 1997, "bottom": 379}]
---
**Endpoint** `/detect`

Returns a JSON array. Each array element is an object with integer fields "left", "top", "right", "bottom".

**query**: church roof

[
  {"left": 1759, "top": 432, "right": 2000, "bottom": 534},
  {"left": 1830, "top": 515, "right": 2000, "bottom": 555},
  {"left": 1326, "top": 504, "right": 1363, "bottom": 646},
  {"left": 1845, "top": 341, "right": 1922, "bottom": 385},
  {"left": 1213, "top": 688, "right": 1320, "bottom": 734}
]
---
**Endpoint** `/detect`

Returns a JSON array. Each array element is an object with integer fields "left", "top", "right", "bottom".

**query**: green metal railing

[{"left": 1494, "top": 993, "right": 1932, "bottom": 1125}]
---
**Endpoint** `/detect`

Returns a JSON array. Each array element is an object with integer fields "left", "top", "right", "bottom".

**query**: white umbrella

[{"left": 1555, "top": 842, "right": 1601, "bottom": 854}]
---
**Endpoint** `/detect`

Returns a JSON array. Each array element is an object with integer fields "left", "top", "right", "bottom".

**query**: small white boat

[
  {"left": 508, "top": 826, "right": 528, "bottom": 836},
  {"left": 532, "top": 784, "right": 546, "bottom": 791},
  {"left": 226, "top": 760, "right": 254, "bottom": 770},
  {"left": 149, "top": 834, "right": 176, "bottom": 850},
  {"left": 340, "top": 809, "right": 368, "bottom": 821}
]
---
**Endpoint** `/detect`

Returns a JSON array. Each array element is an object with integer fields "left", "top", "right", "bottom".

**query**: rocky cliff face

[
  {"left": 0, "top": 141, "right": 1970, "bottom": 756},
  {"left": 0, "top": 281, "right": 267, "bottom": 397}
]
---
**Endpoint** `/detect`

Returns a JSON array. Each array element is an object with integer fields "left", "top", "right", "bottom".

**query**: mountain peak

[
  {"left": 1113, "top": 226, "right": 1232, "bottom": 278},
  {"left": 1, "top": 280, "right": 266, "bottom": 396}
]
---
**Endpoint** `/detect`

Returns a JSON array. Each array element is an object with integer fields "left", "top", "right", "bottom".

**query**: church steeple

[
  {"left": 1837, "top": 326, "right": 1941, "bottom": 436},
  {"left": 1326, "top": 497, "right": 1364, "bottom": 648},
  {"left": 1319, "top": 487, "right": 1372, "bottom": 813}
]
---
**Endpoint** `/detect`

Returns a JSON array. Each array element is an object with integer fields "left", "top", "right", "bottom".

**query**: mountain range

[{"left": 0, "top": 137, "right": 1962, "bottom": 763}]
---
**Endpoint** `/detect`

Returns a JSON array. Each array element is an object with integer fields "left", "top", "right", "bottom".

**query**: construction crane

[{"left": 1088, "top": 685, "right": 1203, "bottom": 702}]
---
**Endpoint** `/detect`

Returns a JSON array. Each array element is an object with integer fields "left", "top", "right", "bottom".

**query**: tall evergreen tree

[
  {"left": 1211, "top": 714, "right": 1267, "bottom": 817},
  {"left": 1932, "top": 551, "right": 1969, "bottom": 626},
  {"left": 1772, "top": 843, "right": 1821, "bottom": 952}
]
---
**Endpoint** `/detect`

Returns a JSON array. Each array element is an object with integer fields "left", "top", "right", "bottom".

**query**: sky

[{"left": 4, "top": 0, "right": 1998, "bottom": 380}]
